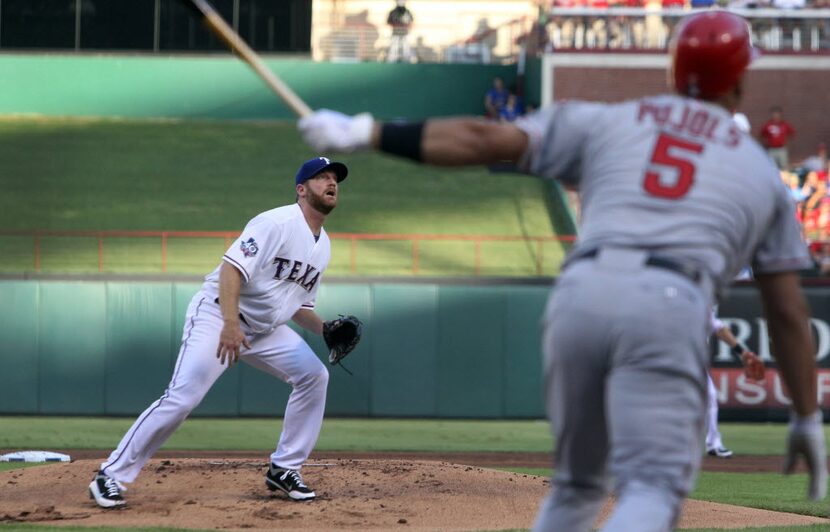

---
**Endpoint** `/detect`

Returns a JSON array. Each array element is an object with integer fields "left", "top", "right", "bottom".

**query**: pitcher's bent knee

[
  {"left": 315, "top": 364, "right": 329, "bottom": 387},
  {"left": 298, "top": 361, "right": 329, "bottom": 390}
]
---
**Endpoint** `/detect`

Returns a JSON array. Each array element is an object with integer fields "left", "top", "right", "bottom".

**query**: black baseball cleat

[
  {"left": 265, "top": 464, "right": 316, "bottom": 501},
  {"left": 707, "top": 447, "right": 733, "bottom": 458},
  {"left": 88, "top": 471, "right": 127, "bottom": 508}
]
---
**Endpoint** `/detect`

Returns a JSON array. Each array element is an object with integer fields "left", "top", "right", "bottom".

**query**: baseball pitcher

[
  {"left": 297, "top": 12, "right": 826, "bottom": 532},
  {"left": 89, "top": 157, "right": 362, "bottom": 508}
]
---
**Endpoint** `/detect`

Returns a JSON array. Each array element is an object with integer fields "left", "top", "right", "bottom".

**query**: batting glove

[
  {"left": 298, "top": 109, "right": 374, "bottom": 153},
  {"left": 784, "top": 409, "right": 828, "bottom": 501}
]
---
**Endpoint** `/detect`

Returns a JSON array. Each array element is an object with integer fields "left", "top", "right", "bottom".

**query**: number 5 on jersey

[{"left": 643, "top": 133, "right": 704, "bottom": 199}]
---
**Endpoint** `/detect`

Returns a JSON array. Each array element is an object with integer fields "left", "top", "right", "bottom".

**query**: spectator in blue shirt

[
  {"left": 499, "top": 94, "right": 521, "bottom": 122},
  {"left": 484, "top": 77, "right": 509, "bottom": 119}
]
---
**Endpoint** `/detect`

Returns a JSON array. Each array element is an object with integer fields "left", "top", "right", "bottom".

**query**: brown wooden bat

[{"left": 186, "top": 0, "right": 312, "bottom": 118}]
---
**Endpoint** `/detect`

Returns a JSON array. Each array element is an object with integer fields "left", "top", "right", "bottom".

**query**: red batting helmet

[{"left": 670, "top": 11, "right": 759, "bottom": 100}]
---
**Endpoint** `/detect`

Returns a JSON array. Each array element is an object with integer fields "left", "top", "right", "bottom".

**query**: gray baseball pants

[{"left": 532, "top": 248, "right": 710, "bottom": 532}]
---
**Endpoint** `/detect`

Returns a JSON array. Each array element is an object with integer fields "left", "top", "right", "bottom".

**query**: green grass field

[
  {"left": 4, "top": 417, "right": 821, "bottom": 455},
  {"left": 0, "top": 417, "right": 554, "bottom": 452},
  {"left": 2, "top": 417, "right": 829, "bottom": 531},
  {"left": 0, "top": 117, "right": 573, "bottom": 276}
]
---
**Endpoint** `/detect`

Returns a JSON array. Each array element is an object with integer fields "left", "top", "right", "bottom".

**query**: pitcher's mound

[{"left": 0, "top": 458, "right": 826, "bottom": 531}]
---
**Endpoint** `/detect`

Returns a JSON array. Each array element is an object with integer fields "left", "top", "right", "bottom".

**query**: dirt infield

[
  {"left": 43, "top": 449, "right": 800, "bottom": 473},
  {"left": 1, "top": 452, "right": 828, "bottom": 530}
]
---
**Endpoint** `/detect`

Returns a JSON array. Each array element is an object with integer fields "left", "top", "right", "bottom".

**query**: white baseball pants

[
  {"left": 100, "top": 292, "right": 328, "bottom": 483},
  {"left": 705, "top": 374, "right": 724, "bottom": 451}
]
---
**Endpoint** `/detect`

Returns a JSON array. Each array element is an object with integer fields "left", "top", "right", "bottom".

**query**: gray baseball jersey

[
  {"left": 518, "top": 95, "right": 811, "bottom": 532},
  {"left": 516, "top": 94, "right": 811, "bottom": 298}
]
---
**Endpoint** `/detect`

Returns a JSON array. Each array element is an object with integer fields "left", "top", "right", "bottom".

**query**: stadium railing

[
  {"left": 3, "top": 230, "right": 827, "bottom": 277},
  {"left": 542, "top": 7, "right": 830, "bottom": 52},
  {"left": 0, "top": 230, "right": 577, "bottom": 277}
]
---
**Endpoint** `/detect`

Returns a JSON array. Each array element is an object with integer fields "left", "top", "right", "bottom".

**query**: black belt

[
  {"left": 214, "top": 298, "right": 250, "bottom": 326},
  {"left": 568, "top": 248, "right": 702, "bottom": 284}
]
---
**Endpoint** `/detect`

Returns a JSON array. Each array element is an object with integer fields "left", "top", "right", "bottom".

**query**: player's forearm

[
  {"left": 715, "top": 327, "right": 743, "bottom": 349},
  {"left": 757, "top": 273, "right": 818, "bottom": 416},
  {"left": 765, "top": 311, "right": 817, "bottom": 416},
  {"left": 300, "top": 110, "right": 527, "bottom": 165},
  {"left": 369, "top": 118, "right": 528, "bottom": 166},
  {"left": 292, "top": 308, "right": 324, "bottom": 335},
  {"left": 218, "top": 262, "right": 244, "bottom": 324}
]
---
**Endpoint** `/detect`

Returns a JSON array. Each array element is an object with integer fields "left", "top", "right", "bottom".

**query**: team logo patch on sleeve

[{"left": 240, "top": 237, "right": 259, "bottom": 258}]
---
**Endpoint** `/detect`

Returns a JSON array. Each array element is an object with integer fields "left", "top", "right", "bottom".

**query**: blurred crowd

[
  {"left": 781, "top": 148, "right": 830, "bottom": 276},
  {"left": 535, "top": 0, "right": 830, "bottom": 53},
  {"left": 483, "top": 77, "right": 533, "bottom": 122},
  {"left": 743, "top": 106, "right": 830, "bottom": 275}
]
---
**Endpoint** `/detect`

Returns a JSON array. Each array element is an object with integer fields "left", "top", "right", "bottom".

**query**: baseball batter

[
  {"left": 89, "top": 157, "right": 357, "bottom": 508},
  {"left": 297, "top": 12, "right": 826, "bottom": 532}
]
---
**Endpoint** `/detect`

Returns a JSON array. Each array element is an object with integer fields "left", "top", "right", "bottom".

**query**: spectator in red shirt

[{"left": 759, "top": 106, "right": 796, "bottom": 169}]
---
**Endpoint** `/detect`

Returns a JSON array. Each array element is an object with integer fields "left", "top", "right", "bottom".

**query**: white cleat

[
  {"left": 707, "top": 447, "right": 733, "bottom": 458},
  {"left": 265, "top": 465, "right": 316, "bottom": 501},
  {"left": 89, "top": 471, "right": 127, "bottom": 508}
]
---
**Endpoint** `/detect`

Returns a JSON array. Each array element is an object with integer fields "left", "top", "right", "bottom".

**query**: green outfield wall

[
  {"left": 0, "top": 279, "right": 549, "bottom": 418},
  {"left": 6, "top": 279, "right": 828, "bottom": 420},
  {"left": 0, "top": 55, "right": 514, "bottom": 120}
]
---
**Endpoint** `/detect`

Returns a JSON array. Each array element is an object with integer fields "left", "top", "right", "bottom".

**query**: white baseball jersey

[
  {"left": 202, "top": 203, "right": 330, "bottom": 333},
  {"left": 709, "top": 309, "right": 724, "bottom": 334},
  {"left": 516, "top": 94, "right": 811, "bottom": 297},
  {"left": 101, "top": 202, "right": 332, "bottom": 484}
]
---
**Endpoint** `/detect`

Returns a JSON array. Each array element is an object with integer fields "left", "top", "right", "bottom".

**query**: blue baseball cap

[{"left": 295, "top": 157, "right": 348, "bottom": 185}]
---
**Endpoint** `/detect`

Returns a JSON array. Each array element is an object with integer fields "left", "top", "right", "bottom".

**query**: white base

[{"left": 0, "top": 450, "right": 71, "bottom": 462}]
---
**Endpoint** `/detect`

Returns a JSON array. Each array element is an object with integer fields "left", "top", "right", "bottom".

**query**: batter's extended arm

[
  {"left": 298, "top": 111, "right": 528, "bottom": 166},
  {"left": 372, "top": 119, "right": 529, "bottom": 166}
]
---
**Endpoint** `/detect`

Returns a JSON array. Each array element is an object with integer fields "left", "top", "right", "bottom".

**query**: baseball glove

[
  {"left": 740, "top": 351, "right": 765, "bottom": 381},
  {"left": 323, "top": 315, "right": 363, "bottom": 366}
]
